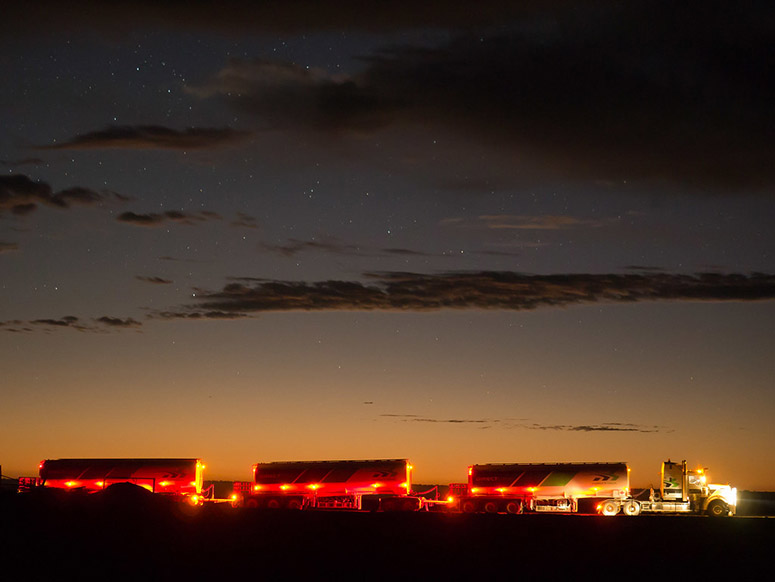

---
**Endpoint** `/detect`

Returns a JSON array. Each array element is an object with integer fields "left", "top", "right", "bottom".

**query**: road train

[{"left": 14, "top": 456, "right": 737, "bottom": 517}]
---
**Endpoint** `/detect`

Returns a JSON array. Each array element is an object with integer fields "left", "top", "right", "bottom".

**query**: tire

[
  {"left": 706, "top": 500, "right": 728, "bottom": 517},
  {"left": 600, "top": 500, "right": 619, "bottom": 516},
  {"left": 484, "top": 501, "right": 499, "bottom": 513},
  {"left": 267, "top": 499, "right": 281, "bottom": 509},
  {"left": 623, "top": 500, "right": 641, "bottom": 516},
  {"left": 287, "top": 498, "right": 302, "bottom": 510},
  {"left": 245, "top": 498, "right": 259, "bottom": 509},
  {"left": 462, "top": 500, "right": 477, "bottom": 513},
  {"left": 506, "top": 501, "right": 523, "bottom": 514}
]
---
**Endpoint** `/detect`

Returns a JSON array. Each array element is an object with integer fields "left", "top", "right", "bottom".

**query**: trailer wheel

[
  {"left": 600, "top": 500, "right": 619, "bottom": 516},
  {"left": 484, "top": 501, "right": 499, "bottom": 513},
  {"left": 506, "top": 501, "right": 523, "bottom": 514},
  {"left": 462, "top": 500, "right": 477, "bottom": 513},
  {"left": 623, "top": 500, "right": 641, "bottom": 516},
  {"left": 267, "top": 499, "right": 281, "bottom": 509},
  {"left": 286, "top": 498, "right": 302, "bottom": 510},
  {"left": 706, "top": 500, "right": 728, "bottom": 517},
  {"left": 245, "top": 498, "right": 259, "bottom": 509}
]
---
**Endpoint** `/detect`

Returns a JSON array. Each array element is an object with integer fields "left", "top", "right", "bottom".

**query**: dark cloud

[
  {"left": 261, "top": 237, "right": 442, "bottom": 258},
  {"left": 0, "top": 242, "right": 19, "bottom": 254},
  {"left": 0, "top": 158, "right": 44, "bottom": 168},
  {"left": 525, "top": 422, "right": 663, "bottom": 433},
  {"left": 174, "top": 271, "right": 775, "bottom": 315},
  {"left": 231, "top": 212, "right": 258, "bottom": 229},
  {"left": 380, "top": 415, "right": 664, "bottom": 433},
  {"left": 260, "top": 238, "right": 365, "bottom": 258},
  {"left": 136, "top": 276, "right": 173, "bottom": 285},
  {"left": 0, "top": 174, "right": 106, "bottom": 215},
  {"left": 186, "top": 1, "right": 773, "bottom": 191},
  {"left": 3, "top": 315, "right": 143, "bottom": 333},
  {"left": 150, "top": 310, "right": 249, "bottom": 320},
  {"left": 95, "top": 316, "right": 142, "bottom": 328},
  {"left": 117, "top": 210, "right": 220, "bottom": 227},
  {"left": 188, "top": 59, "right": 398, "bottom": 132},
  {"left": 457, "top": 215, "right": 610, "bottom": 231},
  {"left": 381, "top": 414, "right": 493, "bottom": 424},
  {"left": 39, "top": 125, "right": 251, "bottom": 151},
  {"left": 29, "top": 316, "right": 90, "bottom": 332}
]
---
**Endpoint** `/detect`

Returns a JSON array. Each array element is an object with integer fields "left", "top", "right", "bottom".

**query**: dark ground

[{"left": 2, "top": 487, "right": 773, "bottom": 578}]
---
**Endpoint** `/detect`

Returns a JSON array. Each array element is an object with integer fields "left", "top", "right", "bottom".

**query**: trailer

[
  {"left": 448, "top": 462, "right": 629, "bottom": 514},
  {"left": 36, "top": 458, "right": 205, "bottom": 502},
  {"left": 597, "top": 459, "right": 737, "bottom": 517},
  {"left": 448, "top": 459, "right": 736, "bottom": 516},
  {"left": 233, "top": 459, "right": 426, "bottom": 511}
]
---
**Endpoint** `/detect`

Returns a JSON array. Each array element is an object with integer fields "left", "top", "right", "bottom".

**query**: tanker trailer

[
  {"left": 449, "top": 462, "right": 629, "bottom": 514},
  {"left": 38, "top": 458, "right": 204, "bottom": 501},
  {"left": 234, "top": 458, "right": 424, "bottom": 511}
]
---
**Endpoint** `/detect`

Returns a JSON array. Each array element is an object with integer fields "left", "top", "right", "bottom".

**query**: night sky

[{"left": 2, "top": 1, "right": 774, "bottom": 489}]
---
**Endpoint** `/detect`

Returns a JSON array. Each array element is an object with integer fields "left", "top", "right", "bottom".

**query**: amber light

[
  {"left": 280, "top": 484, "right": 291, "bottom": 491},
  {"left": 308, "top": 484, "right": 321, "bottom": 490},
  {"left": 253, "top": 485, "right": 262, "bottom": 492},
  {"left": 95, "top": 481, "right": 104, "bottom": 488},
  {"left": 65, "top": 481, "right": 77, "bottom": 488}
]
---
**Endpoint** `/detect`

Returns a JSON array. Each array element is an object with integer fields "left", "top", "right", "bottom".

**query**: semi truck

[
  {"left": 34, "top": 458, "right": 205, "bottom": 502},
  {"left": 597, "top": 459, "right": 737, "bottom": 517},
  {"left": 447, "top": 459, "right": 736, "bottom": 517},
  {"left": 233, "top": 458, "right": 427, "bottom": 511}
]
